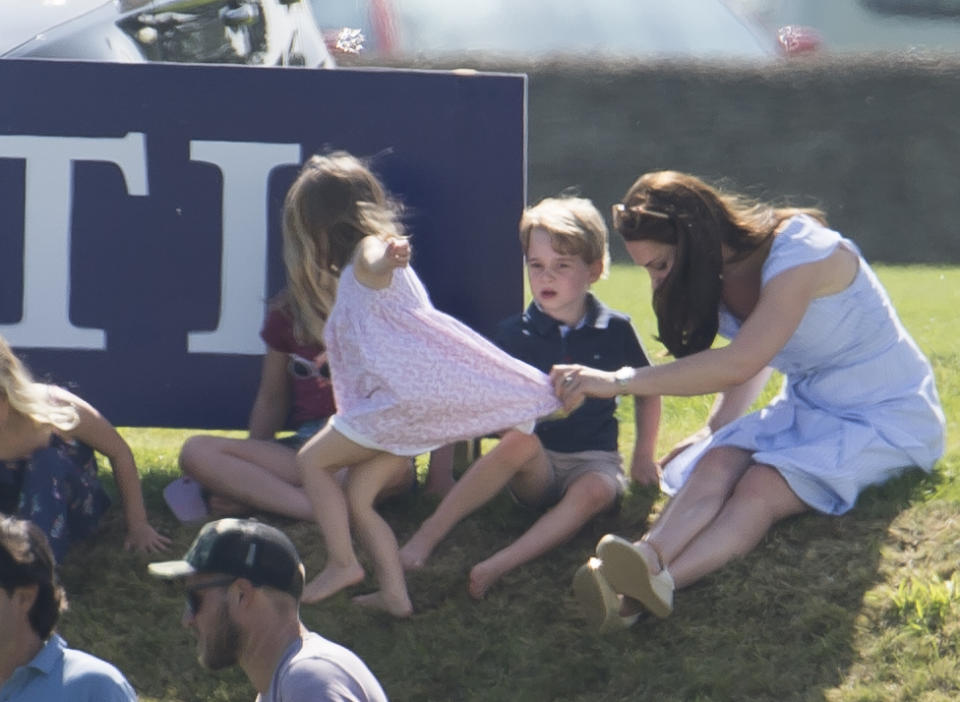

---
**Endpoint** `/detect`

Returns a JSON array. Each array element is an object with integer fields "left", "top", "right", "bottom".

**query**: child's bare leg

[
  {"left": 424, "top": 443, "right": 457, "bottom": 497},
  {"left": 297, "top": 426, "right": 382, "bottom": 603},
  {"left": 469, "top": 472, "right": 618, "bottom": 599},
  {"left": 180, "top": 435, "right": 320, "bottom": 520},
  {"left": 400, "top": 431, "right": 546, "bottom": 569},
  {"left": 345, "top": 454, "right": 415, "bottom": 617}
]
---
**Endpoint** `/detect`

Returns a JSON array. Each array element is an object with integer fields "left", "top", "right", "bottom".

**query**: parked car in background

[
  {"left": 313, "top": 0, "right": 780, "bottom": 65},
  {"left": 730, "top": 0, "right": 960, "bottom": 55},
  {"left": 1, "top": 0, "right": 334, "bottom": 67}
]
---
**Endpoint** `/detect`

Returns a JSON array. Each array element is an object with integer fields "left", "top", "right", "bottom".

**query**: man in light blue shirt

[{"left": 0, "top": 516, "right": 137, "bottom": 702}]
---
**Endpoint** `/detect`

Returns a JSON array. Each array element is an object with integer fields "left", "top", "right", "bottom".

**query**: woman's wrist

[{"left": 613, "top": 366, "right": 636, "bottom": 394}]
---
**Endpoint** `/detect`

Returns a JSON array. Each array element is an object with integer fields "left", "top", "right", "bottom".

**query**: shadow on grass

[{"left": 54, "top": 467, "right": 940, "bottom": 702}]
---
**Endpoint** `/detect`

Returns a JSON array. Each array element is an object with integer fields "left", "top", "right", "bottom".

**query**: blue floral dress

[{"left": 0, "top": 434, "right": 111, "bottom": 561}]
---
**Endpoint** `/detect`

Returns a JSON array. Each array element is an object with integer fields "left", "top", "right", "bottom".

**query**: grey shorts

[{"left": 513, "top": 448, "right": 626, "bottom": 510}]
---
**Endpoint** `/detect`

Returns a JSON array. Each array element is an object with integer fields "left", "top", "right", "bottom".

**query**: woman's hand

[
  {"left": 659, "top": 426, "right": 711, "bottom": 467},
  {"left": 549, "top": 364, "right": 619, "bottom": 413}
]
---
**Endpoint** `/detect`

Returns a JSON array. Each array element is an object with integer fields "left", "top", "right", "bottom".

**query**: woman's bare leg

[
  {"left": 642, "top": 446, "right": 755, "bottom": 565},
  {"left": 665, "top": 464, "right": 808, "bottom": 588}
]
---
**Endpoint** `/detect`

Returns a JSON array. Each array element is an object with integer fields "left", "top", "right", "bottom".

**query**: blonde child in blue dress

[{"left": 0, "top": 336, "right": 169, "bottom": 561}]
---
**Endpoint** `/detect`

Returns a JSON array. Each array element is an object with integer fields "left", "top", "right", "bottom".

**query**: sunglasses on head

[
  {"left": 610, "top": 203, "right": 672, "bottom": 233},
  {"left": 288, "top": 353, "right": 331, "bottom": 380},
  {"left": 184, "top": 576, "right": 237, "bottom": 617}
]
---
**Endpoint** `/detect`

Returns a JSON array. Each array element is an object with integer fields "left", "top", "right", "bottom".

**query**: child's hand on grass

[
  {"left": 124, "top": 521, "right": 171, "bottom": 554},
  {"left": 630, "top": 454, "right": 661, "bottom": 487}
]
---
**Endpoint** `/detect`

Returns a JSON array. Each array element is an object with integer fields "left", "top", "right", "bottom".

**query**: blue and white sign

[{"left": 0, "top": 59, "right": 526, "bottom": 427}]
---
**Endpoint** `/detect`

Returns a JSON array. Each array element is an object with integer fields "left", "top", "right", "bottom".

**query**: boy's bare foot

[
  {"left": 467, "top": 560, "right": 506, "bottom": 600},
  {"left": 398, "top": 533, "right": 433, "bottom": 570},
  {"left": 351, "top": 590, "right": 413, "bottom": 618},
  {"left": 301, "top": 563, "right": 365, "bottom": 604}
]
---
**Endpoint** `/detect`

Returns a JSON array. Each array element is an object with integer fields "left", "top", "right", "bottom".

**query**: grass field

[{"left": 55, "top": 264, "right": 958, "bottom": 702}]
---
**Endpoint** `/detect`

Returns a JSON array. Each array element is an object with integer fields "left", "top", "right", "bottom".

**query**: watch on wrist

[{"left": 613, "top": 366, "right": 635, "bottom": 390}]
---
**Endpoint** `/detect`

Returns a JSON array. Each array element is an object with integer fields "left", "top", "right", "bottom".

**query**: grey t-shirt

[{"left": 257, "top": 631, "right": 388, "bottom": 702}]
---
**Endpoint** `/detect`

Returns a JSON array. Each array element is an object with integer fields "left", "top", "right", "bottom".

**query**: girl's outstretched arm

[
  {"left": 353, "top": 236, "right": 410, "bottom": 290},
  {"left": 50, "top": 386, "right": 171, "bottom": 553}
]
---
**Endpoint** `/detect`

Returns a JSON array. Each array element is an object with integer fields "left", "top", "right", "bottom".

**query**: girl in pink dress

[{"left": 285, "top": 152, "right": 561, "bottom": 616}]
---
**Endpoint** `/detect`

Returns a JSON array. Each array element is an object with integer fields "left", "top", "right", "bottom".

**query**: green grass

[{"left": 55, "top": 264, "right": 958, "bottom": 702}]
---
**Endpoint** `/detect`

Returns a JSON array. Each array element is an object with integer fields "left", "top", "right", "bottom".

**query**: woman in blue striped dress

[{"left": 552, "top": 171, "right": 945, "bottom": 631}]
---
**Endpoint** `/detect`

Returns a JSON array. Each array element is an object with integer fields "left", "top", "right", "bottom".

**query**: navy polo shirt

[{"left": 494, "top": 294, "right": 650, "bottom": 453}]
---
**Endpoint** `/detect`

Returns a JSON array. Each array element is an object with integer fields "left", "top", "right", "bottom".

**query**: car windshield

[
  {"left": 397, "top": 0, "right": 772, "bottom": 57},
  {"left": 314, "top": 0, "right": 775, "bottom": 61}
]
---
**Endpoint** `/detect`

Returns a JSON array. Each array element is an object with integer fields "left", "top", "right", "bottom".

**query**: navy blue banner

[{"left": 0, "top": 59, "right": 526, "bottom": 428}]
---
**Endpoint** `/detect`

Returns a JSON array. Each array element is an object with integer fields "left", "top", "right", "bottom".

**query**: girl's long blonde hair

[
  {"left": 0, "top": 337, "right": 78, "bottom": 431},
  {"left": 282, "top": 152, "right": 406, "bottom": 345}
]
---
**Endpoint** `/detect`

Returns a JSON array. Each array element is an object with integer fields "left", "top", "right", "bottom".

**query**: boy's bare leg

[
  {"left": 424, "top": 443, "right": 457, "bottom": 497},
  {"left": 345, "top": 453, "right": 415, "bottom": 617},
  {"left": 298, "top": 426, "right": 381, "bottom": 603},
  {"left": 468, "top": 472, "right": 618, "bottom": 599},
  {"left": 399, "top": 431, "right": 546, "bottom": 569}
]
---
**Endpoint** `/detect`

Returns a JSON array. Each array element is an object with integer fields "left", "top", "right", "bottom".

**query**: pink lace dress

[{"left": 324, "top": 263, "right": 561, "bottom": 456}]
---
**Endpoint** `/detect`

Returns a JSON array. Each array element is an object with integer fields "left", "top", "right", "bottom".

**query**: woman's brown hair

[{"left": 614, "top": 171, "right": 824, "bottom": 357}]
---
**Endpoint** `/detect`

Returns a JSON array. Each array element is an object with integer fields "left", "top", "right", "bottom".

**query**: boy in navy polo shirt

[{"left": 400, "top": 196, "right": 660, "bottom": 598}]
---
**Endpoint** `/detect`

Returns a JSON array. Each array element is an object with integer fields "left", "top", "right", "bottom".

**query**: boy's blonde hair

[
  {"left": 518, "top": 196, "right": 610, "bottom": 278},
  {"left": 282, "top": 151, "right": 406, "bottom": 345},
  {"left": 0, "top": 336, "right": 78, "bottom": 431}
]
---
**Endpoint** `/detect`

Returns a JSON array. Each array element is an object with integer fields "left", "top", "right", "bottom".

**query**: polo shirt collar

[
  {"left": 524, "top": 293, "right": 612, "bottom": 335},
  {"left": 27, "top": 634, "right": 65, "bottom": 676}
]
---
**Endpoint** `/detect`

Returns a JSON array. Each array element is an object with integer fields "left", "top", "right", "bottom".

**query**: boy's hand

[
  {"left": 630, "top": 454, "right": 661, "bottom": 487},
  {"left": 385, "top": 238, "right": 411, "bottom": 269}
]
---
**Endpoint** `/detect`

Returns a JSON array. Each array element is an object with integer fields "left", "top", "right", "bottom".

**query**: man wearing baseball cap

[{"left": 148, "top": 518, "right": 387, "bottom": 701}]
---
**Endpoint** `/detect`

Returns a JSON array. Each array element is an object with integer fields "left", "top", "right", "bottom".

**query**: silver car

[{"left": 1, "top": 0, "right": 334, "bottom": 67}]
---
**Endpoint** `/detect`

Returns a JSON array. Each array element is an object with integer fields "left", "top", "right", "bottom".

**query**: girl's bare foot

[
  {"left": 301, "top": 563, "right": 365, "bottom": 603},
  {"left": 352, "top": 590, "right": 413, "bottom": 618},
  {"left": 467, "top": 560, "right": 506, "bottom": 600}
]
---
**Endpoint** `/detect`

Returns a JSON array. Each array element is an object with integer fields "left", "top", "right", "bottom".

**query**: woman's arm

[
  {"left": 352, "top": 236, "right": 411, "bottom": 289},
  {"left": 51, "top": 386, "right": 170, "bottom": 553},
  {"left": 552, "top": 258, "right": 827, "bottom": 410},
  {"left": 248, "top": 348, "right": 293, "bottom": 440},
  {"left": 706, "top": 366, "right": 774, "bottom": 432},
  {"left": 658, "top": 367, "right": 773, "bottom": 466}
]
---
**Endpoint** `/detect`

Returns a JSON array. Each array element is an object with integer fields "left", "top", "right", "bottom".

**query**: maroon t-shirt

[{"left": 260, "top": 306, "right": 336, "bottom": 426}]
